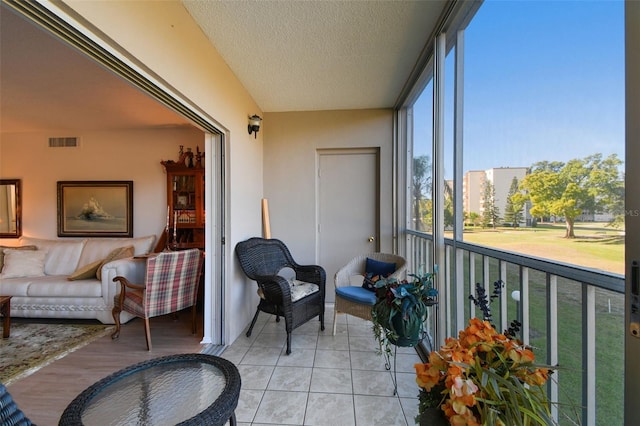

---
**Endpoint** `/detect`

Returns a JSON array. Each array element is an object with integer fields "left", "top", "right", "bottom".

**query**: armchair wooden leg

[
  {"left": 333, "top": 309, "right": 338, "bottom": 336},
  {"left": 111, "top": 305, "right": 122, "bottom": 340},
  {"left": 191, "top": 305, "right": 197, "bottom": 335},
  {"left": 144, "top": 317, "right": 152, "bottom": 351}
]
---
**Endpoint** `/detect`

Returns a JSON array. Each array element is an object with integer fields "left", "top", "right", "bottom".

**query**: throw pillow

[
  {"left": 67, "top": 259, "right": 103, "bottom": 281},
  {"left": 362, "top": 273, "right": 384, "bottom": 292},
  {"left": 365, "top": 258, "right": 397, "bottom": 276},
  {"left": 0, "top": 245, "right": 37, "bottom": 272},
  {"left": 0, "top": 249, "right": 47, "bottom": 279},
  {"left": 361, "top": 258, "right": 396, "bottom": 292},
  {"left": 96, "top": 245, "right": 134, "bottom": 280}
]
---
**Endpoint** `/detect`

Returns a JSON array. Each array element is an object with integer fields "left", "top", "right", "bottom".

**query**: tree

[
  {"left": 503, "top": 177, "right": 525, "bottom": 227},
  {"left": 412, "top": 155, "right": 455, "bottom": 231},
  {"left": 520, "top": 153, "right": 623, "bottom": 238},
  {"left": 412, "top": 155, "right": 432, "bottom": 232},
  {"left": 481, "top": 180, "right": 500, "bottom": 228},
  {"left": 444, "top": 194, "right": 454, "bottom": 229},
  {"left": 466, "top": 212, "right": 482, "bottom": 227}
]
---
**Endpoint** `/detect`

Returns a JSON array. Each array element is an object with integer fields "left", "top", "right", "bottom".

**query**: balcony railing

[{"left": 406, "top": 229, "right": 625, "bottom": 426}]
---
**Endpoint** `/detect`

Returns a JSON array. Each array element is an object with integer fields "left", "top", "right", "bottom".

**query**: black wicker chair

[
  {"left": 235, "top": 237, "right": 326, "bottom": 354},
  {"left": 1, "top": 383, "right": 34, "bottom": 426}
]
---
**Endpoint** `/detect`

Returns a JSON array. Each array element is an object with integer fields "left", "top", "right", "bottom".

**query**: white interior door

[{"left": 318, "top": 148, "right": 379, "bottom": 303}]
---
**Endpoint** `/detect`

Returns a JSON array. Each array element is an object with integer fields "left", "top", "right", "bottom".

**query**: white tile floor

[{"left": 220, "top": 304, "right": 422, "bottom": 426}]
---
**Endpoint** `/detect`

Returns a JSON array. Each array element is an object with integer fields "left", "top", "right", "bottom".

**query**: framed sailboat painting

[{"left": 57, "top": 181, "right": 133, "bottom": 237}]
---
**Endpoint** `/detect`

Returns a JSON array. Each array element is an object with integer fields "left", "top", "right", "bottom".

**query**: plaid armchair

[
  {"left": 235, "top": 238, "right": 326, "bottom": 354},
  {"left": 111, "top": 248, "right": 203, "bottom": 350}
]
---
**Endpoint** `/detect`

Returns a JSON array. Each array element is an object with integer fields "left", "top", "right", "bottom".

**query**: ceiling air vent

[{"left": 48, "top": 137, "right": 79, "bottom": 148}]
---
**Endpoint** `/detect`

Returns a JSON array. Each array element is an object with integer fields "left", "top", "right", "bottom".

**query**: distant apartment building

[
  {"left": 463, "top": 170, "right": 486, "bottom": 217},
  {"left": 463, "top": 167, "right": 531, "bottom": 226}
]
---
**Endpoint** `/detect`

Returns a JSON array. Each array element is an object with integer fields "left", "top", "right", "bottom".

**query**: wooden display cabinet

[{"left": 161, "top": 160, "right": 205, "bottom": 250}]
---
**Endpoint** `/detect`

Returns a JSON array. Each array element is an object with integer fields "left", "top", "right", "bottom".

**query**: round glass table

[{"left": 58, "top": 353, "right": 241, "bottom": 426}]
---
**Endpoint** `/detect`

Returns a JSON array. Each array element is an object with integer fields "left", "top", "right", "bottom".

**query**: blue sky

[{"left": 413, "top": 0, "right": 625, "bottom": 178}]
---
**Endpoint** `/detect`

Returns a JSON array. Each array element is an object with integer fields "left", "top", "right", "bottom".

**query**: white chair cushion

[
  {"left": 256, "top": 278, "right": 320, "bottom": 302},
  {"left": 289, "top": 279, "right": 319, "bottom": 302}
]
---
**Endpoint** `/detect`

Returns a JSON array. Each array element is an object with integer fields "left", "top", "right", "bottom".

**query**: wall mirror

[{"left": 0, "top": 179, "right": 22, "bottom": 238}]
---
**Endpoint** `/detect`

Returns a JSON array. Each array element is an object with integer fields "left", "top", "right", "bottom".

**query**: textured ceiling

[
  {"left": 0, "top": 1, "right": 445, "bottom": 134},
  {"left": 183, "top": 0, "right": 446, "bottom": 112}
]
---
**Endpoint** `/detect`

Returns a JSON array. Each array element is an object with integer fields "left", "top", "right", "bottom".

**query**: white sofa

[{"left": 0, "top": 235, "right": 156, "bottom": 324}]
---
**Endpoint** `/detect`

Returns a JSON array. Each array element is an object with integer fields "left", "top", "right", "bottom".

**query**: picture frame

[
  {"left": 57, "top": 181, "right": 133, "bottom": 237},
  {"left": 177, "top": 194, "right": 188, "bottom": 207}
]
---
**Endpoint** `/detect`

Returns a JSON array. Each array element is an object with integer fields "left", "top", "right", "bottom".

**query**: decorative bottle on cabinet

[{"left": 160, "top": 150, "right": 204, "bottom": 250}]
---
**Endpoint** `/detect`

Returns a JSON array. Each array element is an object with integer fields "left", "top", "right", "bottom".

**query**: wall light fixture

[{"left": 248, "top": 114, "right": 262, "bottom": 138}]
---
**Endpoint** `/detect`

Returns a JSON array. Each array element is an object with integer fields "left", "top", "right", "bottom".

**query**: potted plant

[
  {"left": 371, "top": 266, "right": 438, "bottom": 356},
  {"left": 414, "top": 281, "right": 559, "bottom": 426}
]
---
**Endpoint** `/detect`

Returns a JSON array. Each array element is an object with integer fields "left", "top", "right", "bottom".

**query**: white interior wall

[
  {"left": 0, "top": 127, "right": 201, "bottom": 242},
  {"left": 263, "top": 109, "right": 395, "bottom": 263}
]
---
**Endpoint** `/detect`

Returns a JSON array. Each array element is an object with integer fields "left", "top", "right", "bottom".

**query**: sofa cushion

[
  {"left": 20, "top": 237, "right": 87, "bottom": 276},
  {"left": 0, "top": 249, "right": 47, "bottom": 279},
  {"left": 0, "top": 275, "right": 31, "bottom": 296},
  {"left": 68, "top": 259, "right": 103, "bottom": 281},
  {"left": 96, "top": 246, "right": 134, "bottom": 280},
  {"left": 0, "top": 245, "right": 36, "bottom": 272},
  {"left": 78, "top": 235, "right": 155, "bottom": 267},
  {"left": 24, "top": 275, "right": 102, "bottom": 298}
]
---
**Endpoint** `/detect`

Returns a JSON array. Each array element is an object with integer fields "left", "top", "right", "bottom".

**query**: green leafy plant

[{"left": 371, "top": 266, "right": 438, "bottom": 357}]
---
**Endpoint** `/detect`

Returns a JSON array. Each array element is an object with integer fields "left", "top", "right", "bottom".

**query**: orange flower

[
  {"left": 508, "top": 346, "right": 535, "bottom": 364},
  {"left": 415, "top": 362, "right": 443, "bottom": 391},
  {"left": 520, "top": 367, "right": 550, "bottom": 386},
  {"left": 416, "top": 318, "right": 551, "bottom": 425},
  {"left": 445, "top": 400, "right": 481, "bottom": 426},
  {"left": 461, "top": 318, "right": 500, "bottom": 351},
  {"left": 450, "top": 376, "right": 478, "bottom": 406}
]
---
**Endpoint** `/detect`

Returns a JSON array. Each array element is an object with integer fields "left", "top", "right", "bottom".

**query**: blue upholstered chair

[{"left": 332, "top": 253, "right": 406, "bottom": 335}]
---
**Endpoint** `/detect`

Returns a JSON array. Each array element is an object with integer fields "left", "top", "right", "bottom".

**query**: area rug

[{"left": 0, "top": 322, "right": 114, "bottom": 385}]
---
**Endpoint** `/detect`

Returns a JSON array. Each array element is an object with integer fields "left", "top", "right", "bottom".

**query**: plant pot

[
  {"left": 419, "top": 407, "right": 448, "bottom": 426},
  {"left": 388, "top": 313, "right": 422, "bottom": 347}
]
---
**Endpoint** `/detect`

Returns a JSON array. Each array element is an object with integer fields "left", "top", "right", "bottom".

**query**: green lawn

[
  {"left": 452, "top": 224, "right": 625, "bottom": 425},
  {"left": 457, "top": 222, "right": 624, "bottom": 274}
]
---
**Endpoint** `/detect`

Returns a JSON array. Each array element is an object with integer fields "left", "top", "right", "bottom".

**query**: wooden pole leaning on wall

[{"left": 262, "top": 198, "right": 271, "bottom": 239}]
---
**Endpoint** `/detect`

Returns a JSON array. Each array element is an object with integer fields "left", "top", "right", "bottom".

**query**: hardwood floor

[{"left": 5, "top": 312, "right": 208, "bottom": 425}]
